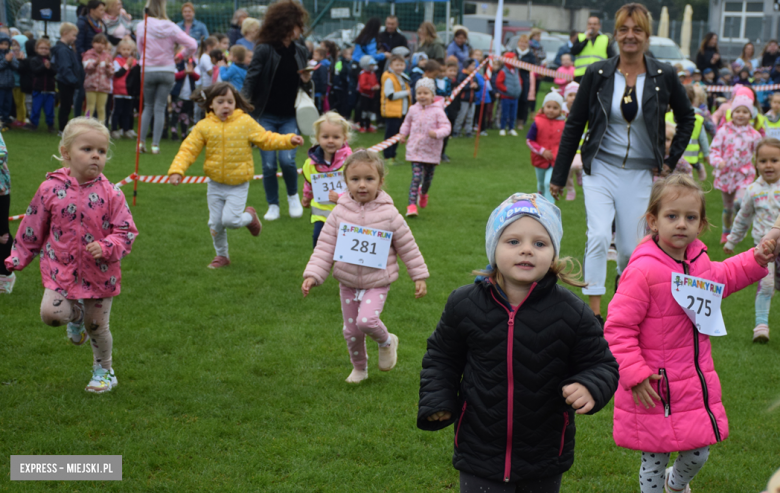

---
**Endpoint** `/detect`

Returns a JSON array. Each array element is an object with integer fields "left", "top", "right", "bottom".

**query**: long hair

[
  {"left": 418, "top": 22, "right": 438, "bottom": 46},
  {"left": 256, "top": 0, "right": 308, "bottom": 46},
  {"left": 762, "top": 39, "right": 779, "bottom": 56},
  {"left": 740, "top": 42, "right": 754, "bottom": 61},
  {"left": 354, "top": 17, "right": 381, "bottom": 46},
  {"left": 145, "top": 0, "right": 168, "bottom": 20},
  {"left": 197, "top": 36, "right": 218, "bottom": 59},
  {"left": 698, "top": 32, "right": 718, "bottom": 55},
  {"left": 191, "top": 82, "right": 255, "bottom": 115}
]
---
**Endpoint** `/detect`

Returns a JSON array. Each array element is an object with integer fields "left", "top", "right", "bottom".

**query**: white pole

[
  {"left": 390, "top": 2, "right": 395, "bottom": 16},
  {"left": 492, "top": 0, "right": 504, "bottom": 55},
  {"left": 446, "top": 0, "right": 451, "bottom": 47},
  {"left": 424, "top": 2, "right": 434, "bottom": 23}
]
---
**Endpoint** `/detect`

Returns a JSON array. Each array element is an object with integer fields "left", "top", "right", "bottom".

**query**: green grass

[{"left": 1, "top": 118, "right": 779, "bottom": 492}]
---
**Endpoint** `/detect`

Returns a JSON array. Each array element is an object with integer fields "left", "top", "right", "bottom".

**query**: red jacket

[
  {"left": 358, "top": 70, "right": 378, "bottom": 98},
  {"left": 526, "top": 113, "right": 566, "bottom": 169},
  {"left": 112, "top": 54, "right": 135, "bottom": 96}
]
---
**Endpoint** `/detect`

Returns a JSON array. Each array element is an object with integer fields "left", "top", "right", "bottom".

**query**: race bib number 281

[
  {"left": 671, "top": 273, "right": 727, "bottom": 336},
  {"left": 334, "top": 222, "right": 393, "bottom": 269}
]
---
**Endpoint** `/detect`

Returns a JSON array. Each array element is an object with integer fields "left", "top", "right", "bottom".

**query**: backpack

[{"left": 125, "top": 64, "right": 141, "bottom": 97}]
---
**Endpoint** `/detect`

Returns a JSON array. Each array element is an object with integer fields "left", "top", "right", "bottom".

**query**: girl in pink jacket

[
  {"left": 4, "top": 117, "right": 138, "bottom": 394},
  {"left": 399, "top": 77, "right": 451, "bottom": 218},
  {"left": 302, "top": 150, "right": 429, "bottom": 384},
  {"left": 604, "top": 174, "right": 772, "bottom": 493},
  {"left": 82, "top": 34, "right": 114, "bottom": 124}
]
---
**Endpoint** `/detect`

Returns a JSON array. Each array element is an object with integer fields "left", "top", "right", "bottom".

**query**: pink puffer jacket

[
  {"left": 4, "top": 168, "right": 138, "bottom": 299},
  {"left": 605, "top": 237, "right": 766, "bottom": 453},
  {"left": 303, "top": 191, "right": 428, "bottom": 289},
  {"left": 399, "top": 97, "right": 451, "bottom": 165}
]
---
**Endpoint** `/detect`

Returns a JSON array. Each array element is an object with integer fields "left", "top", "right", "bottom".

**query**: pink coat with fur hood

[
  {"left": 604, "top": 237, "right": 766, "bottom": 453},
  {"left": 4, "top": 168, "right": 138, "bottom": 299},
  {"left": 303, "top": 190, "right": 429, "bottom": 289},
  {"left": 399, "top": 96, "right": 451, "bottom": 165},
  {"left": 82, "top": 48, "right": 114, "bottom": 93}
]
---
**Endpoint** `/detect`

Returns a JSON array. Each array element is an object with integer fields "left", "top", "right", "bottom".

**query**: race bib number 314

[
  {"left": 671, "top": 273, "right": 727, "bottom": 337},
  {"left": 311, "top": 171, "right": 345, "bottom": 204},
  {"left": 334, "top": 222, "right": 393, "bottom": 269}
]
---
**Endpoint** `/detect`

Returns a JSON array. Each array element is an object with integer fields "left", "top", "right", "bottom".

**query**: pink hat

[
  {"left": 734, "top": 85, "right": 754, "bottom": 101},
  {"left": 731, "top": 95, "right": 756, "bottom": 119},
  {"left": 563, "top": 82, "right": 579, "bottom": 98}
]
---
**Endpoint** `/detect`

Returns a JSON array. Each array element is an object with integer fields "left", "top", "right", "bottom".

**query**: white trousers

[
  {"left": 582, "top": 159, "right": 653, "bottom": 296},
  {"left": 207, "top": 181, "right": 252, "bottom": 258}
]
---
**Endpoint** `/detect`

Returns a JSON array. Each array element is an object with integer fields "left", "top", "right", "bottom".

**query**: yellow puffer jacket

[{"left": 168, "top": 109, "right": 297, "bottom": 186}]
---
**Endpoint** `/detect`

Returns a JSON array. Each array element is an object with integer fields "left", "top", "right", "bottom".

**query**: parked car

[
  {"left": 648, "top": 36, "right": 696, "bottom": 72},
  {"left": 438, "top": 30, "right": 494, "bottom": 53},
  {"left": 504, "top": 32, "right": 567, "bottom": 68}
]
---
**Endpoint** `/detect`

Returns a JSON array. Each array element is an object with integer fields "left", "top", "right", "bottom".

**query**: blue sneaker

[
  {"left": 85, "top": 366, "right": 117, "bottom": 393},
  {"left": 67, "top": 300, "right": 88, "bottom": 346}
]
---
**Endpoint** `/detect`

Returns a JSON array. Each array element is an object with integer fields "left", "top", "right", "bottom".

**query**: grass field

[{"left": 1, "top": 116, "right": 779, "bottom": 492}]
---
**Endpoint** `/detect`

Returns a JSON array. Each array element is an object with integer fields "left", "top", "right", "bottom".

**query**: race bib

[
  {"left": 334, "top": 222, "right": 393, "bottom": 269},
  {"left": 671, "top": 273, "right": 727, "bottom": 337},
  {"left": 311, "top": 171, "right": 346, "bottom": 205}
]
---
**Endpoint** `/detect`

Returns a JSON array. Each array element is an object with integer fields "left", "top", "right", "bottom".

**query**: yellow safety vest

[
  {"left": 380, "top": 72, "right": 410, "bottom": 118},
  {"left": 302, "top": 159, "right": 337, "bottom": 224},
  {"left": 666, "top": 111, "right": 703, "bottom": 164},
  {"left": 766, "top": 116, "right": 780, "bottom": 139},
  {"left": 725, "top": 109, "right": 766, "bottom": 133},
  {"left": 574, "top": 33, "right": 609, "bottom": 77}
]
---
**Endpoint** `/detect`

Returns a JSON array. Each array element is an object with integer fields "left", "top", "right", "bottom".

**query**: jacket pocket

[
  {"left": 657, "top": 368, "right": 672, "bottom": 417},
  {"left": 455, "top": 401, "right": 467, "bottom": 448},
  {"left": 558, "top": 411, "right": 569, "bottom": 456}
]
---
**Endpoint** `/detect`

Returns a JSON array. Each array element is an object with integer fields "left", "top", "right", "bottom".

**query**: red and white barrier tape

[
  {"left": 496, "top": 55, "right": 573, "bottom": 81},
  {"left": 705, "top": 83, "right": 780, "bottom": 93}
]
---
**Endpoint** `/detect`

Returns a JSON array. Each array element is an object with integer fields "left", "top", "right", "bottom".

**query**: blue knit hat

[{"left": 485, "top": 193, "right": 563, "bottom": 267}]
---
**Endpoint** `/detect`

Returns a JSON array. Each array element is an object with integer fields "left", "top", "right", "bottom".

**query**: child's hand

[
  {"left": 85, "top": 242, "right": 103, "bottom": 259},
  {"left": 470, "top": 81, "right": 477, "bottom": 89},
  {"left": 562, "top": 382, "right": 595, "bottom": 414},
  {"left": 755, "top": 239, "right": 777, "bottom": 267},
  {"left": 328, "top": 190, "right": 339, "bottom": 203},
  {"left": 216, "top": 60, "right": 226, "bottom": 68},
  {"left": 302, "top": 277, "right": 317, "bottom": 297},
  {"left": 428, "top": 130, "right": 437, "bottom": 138},
  {"left": 761, "top": 228, "right": 780, "bottom": 255},
  {"left": 723, "top": 245, "right": 734, "bottom": 255},
  {"left": 542, "top": 150, "right": 554, "bottom": 161},
  {"left": 301, "top": 196, "right": 311, "bottom": 208},
  {"left": 0, "top": 233, "right": 9, "bottom": 244},
  {"left": 43, "top": 58, "right": 50, "bottom": 68},
  {"left": 291, "top": 135, "right": 305, "bottom": 147},
  {"left": 415, "top": 280, "right": 427, "bottom": 298},
  {"left": 399, "top": 135, "right": 407, "bottom": 144},
  {"left": 372, "top": 84, "right": 380, "bottom": 91},
  {"left": 99, "top": 61, "right": 106, "bottom": 68},
  {"left": 631, "top": 374, "right": 662, "bottom": 409},
  {"left": 4, "top": 52, "right": 12, "bottom": 62},
  {"left": 426, "top": 411, "right": 451, "bottom": 422},
  {"left": 186, "top": 61, "right": 194, "bottom": 73},
  {"left": 169, "top": 174, "right": 183, "bottom": 186}
]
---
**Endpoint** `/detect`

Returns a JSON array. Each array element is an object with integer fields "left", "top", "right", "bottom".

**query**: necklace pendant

[{"left": 624, "top": 95, "right": 632, "bottom": 104}]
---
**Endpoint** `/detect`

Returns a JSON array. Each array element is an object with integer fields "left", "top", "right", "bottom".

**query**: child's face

[
  {"left": 36, "top": 43, "right": 50, "bottom": 57},
  {"left": 424, "top": 70, "right": 437, "bottom": 79},
  {"left": 317, "top": 121, "right": 346, "bottom": 158},
  {"left": 342, "top": 48, "right": 352, "bottom": 61},
  {"left": 416, "top": 87, "right": 434, "bottom": 107},
  {"left": 704, "top": 72, "right": 714, "bottom": 81},
  {"left": 119, "top": 45, "right": 133, "bottom": 58},
  {"left": 313, "top": 51, "right": 324, "bottom": 62},
  {"left": 757, "top": 145, "right": 780, "bottom": 184},
  {"left": 561, "top": 54, "right": 572, "bottom": 67},
  {"left": 465, "top": 62, "right": 476, "bottom": 73},
  {"left": 346, "top": 161, "right": 382, "bottom": 203},
  {"left": 62, "top": 130, "right": 108, "bottom": 184},
  {"left": 740, "top": 70, "right": 749, "bottom": 80},
  {"left": 210, "top": 90, "right": 236, "bottom": 121},
  {"left": 11, "top": 40, "right": 20, "bottom": 52},
  {"left": 0, "top": 41, "right": 9, "bottom": 51},
  {"left": 646, "top": 188, "right": 703, "bottom": 260},
  {"left": 417, "top": 57, "right": 426, "bottom": 67},
  {"left": 772, "top": 95, "right": 780, "bottom": 114},
  {"left": 446, "top": 66, "right": 457, "bottom": 79},
  {"left": 219, "top": 38, "right": 229, "bottom": 51},
  {"left": 732, "top": 106, "right": 752, "bottom": 126},
  {"left": 93, "top": 41, "right": 106, "bottom": 54},
  {"left": 543, "top": 101, "right": 561, "bottom": 119},
  {"left": 369, "top": 64, "right": 377, "bottom": 72},
  {"left": 665, "top": 127, "right": 675, "bottom": 155},
  {"left": 472, "top": 50, "right": 483, "bottom": 62},
  {"left": 61, "top": 29, "right": 77, "bottom": 45},
  {"left": 693, "top": 73, "right": 701, "bottom": 81},
  {"left": 722, "top": 74, "right": 732, "bottom": 83},
  {"left": 495, "top": 217, "right": 555, "bottom": 287},
  {"left": 565, "top": 92, "right": 576, "bottom": 109},
  {"left": 390, "top": 59, "right": 405, "bottom": 74}
]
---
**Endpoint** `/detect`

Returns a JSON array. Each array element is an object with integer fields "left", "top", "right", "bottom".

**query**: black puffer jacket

[{"left": 418, "top": 276, "right": 619, "bottom": 483}]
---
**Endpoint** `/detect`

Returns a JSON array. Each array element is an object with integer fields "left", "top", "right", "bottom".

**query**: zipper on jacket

[
  {"left": 683, "top": 263, "right": 722, "bottom": 441},
  {"left": 455, "top": 401, "right": 467, "bottom": 448},
  {"left": 489, "top": 284, "right": 536, "bottom": 483},
  {"left": 657, "top": 368, "right": 671, "bottom": 418},
  {"left": 558, "top": 412, "right": 569, "bottom": 456},
  {"left": 621, "top": 122, "right": 632, "bottom": 168}
]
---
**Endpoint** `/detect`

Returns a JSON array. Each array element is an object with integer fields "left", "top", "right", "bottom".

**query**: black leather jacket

[
  {"left": 551, "top": 55, "right": 695, "bottom": 188},
  {"left": 241, "top": 41, "right": 308, "bottom": 120}
]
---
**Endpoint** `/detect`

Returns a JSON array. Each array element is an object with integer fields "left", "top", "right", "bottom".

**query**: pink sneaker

[
  {"left": 406, "top": 205, "right": 418, "bottom": 217},
  {"left": 245, "top": 207, "right": 262, "bottom": 236},
  {"left": 566, "top": 188, "right": 576, "bottom": 201},
  {"left": 207, "top": 256, "right": 231, "bottom": 269},
  {"left": 419, "top": 194, "right": 429, "bottom": 208},
  {"left": 720, "top": 233, "right": 729, "bottom": 244}
]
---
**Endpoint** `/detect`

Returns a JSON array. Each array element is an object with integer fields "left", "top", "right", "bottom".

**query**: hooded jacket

[
  {"left": 52, "top": 40, "right": 85, "bottom": 87},
  {"left": 29, "top": 53, "right": 57, "bottom": 92},
  {"left": 5, "top": 168, "right": 138, "bottom": 299},
  {"left": 0, "top": 34, "right": 19, "bottom": 89},
  {"left": 303, "top": 191, "right": 429, "bottom": 289},
  {"left": 605, "top": 237, "right": 766, "bottom": 452},
  {"left": 82, "top": 47, "right": 113, "bottom": 93},
  {"left": 302, "top": 144, "right": 352, "bottom": 223},
  {"left": 168, "top": 109, "right": 297, "bottom": 186},
  {"left": 75, "top": 15, "right": 107, "bottom": 58},
  {"left": 136, "top": 17, "right": 197, "bottom": 72},
  {"left": 418, "top": 276, "right": 619, "bottom": 482},
  {"left": 399, "top": 96, "right": 451, "bottom": 164}
]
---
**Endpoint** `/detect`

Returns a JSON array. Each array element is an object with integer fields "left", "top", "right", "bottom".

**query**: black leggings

[
  {"left": 460, "top": 471, "right": 562, "bottom": 493},
  {"left": 0, "top": 194, "right": 12, "bottom": 276}
]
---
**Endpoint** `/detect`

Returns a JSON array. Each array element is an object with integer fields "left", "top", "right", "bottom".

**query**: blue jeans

[
  {"left": 535, "top": 167, "right": 554, "bottom": 203},
  {"left": 31, "top": 92, "right": 55, "bottom": 127},
  {"left": 258, "top": 114, "right": 299, "bottom": 205},
  {"left": 500, "top": 98, "right": 518, "bottom": 130},
  {"left": 0, "top": 89, "right": 12, "bottom": 123}
]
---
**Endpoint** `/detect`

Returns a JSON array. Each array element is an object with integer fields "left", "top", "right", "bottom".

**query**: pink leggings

[
  {"left": 339, "top": 284, "right": 390, "bottom": 370},
  {"left": 40, "top": 289, "right": 114, "bottom": 370}
]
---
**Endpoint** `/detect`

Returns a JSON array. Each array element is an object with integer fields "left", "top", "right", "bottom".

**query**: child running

[
  {"left": 0, "top": 132, "right": 12, "bottom": 293},
  {"left": 168, "top": 82, "right": 304, "bottom": 269},
  {"left": 765, "top": 92, "right": 780, "bottom": 140},
  {"left": 302, "top": 150, "right": 429, "bottom": 384},
  {"left": 709, "top": 94, "right": 763, "bottom": 244},
  {"left": 301, "top": 111, "right": 353, "bottom": 248},
  {"left": 418, "top": 193, "right": 618, "bottom": 492},
  {"left": 526, "top": 90, "right": 565, "bottom": 203},
  {"left": 399, "top": 77, "right": 451, "bottom": 217},
  {"left": 4, "top": 117, "right": 139, "bottom": 393},
  {"left": 724, "top": 138, "right": 780, "bottom": 342},
  {"left": 605, "top": 174, "right": 772, "bottom": 493}
]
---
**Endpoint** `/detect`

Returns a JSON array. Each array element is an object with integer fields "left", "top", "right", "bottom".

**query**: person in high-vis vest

[
  {"left": 571, "top": 16, "right": 617, "bottom": 81},
  {"left": 666, "top": 110, "right": 709, "bottom": 181},
  {"left": 380, "top": 54, "right": 412, "bottom": 166},
  {"left": 766, "top": 92, "right": 780, "bottom": 139}
]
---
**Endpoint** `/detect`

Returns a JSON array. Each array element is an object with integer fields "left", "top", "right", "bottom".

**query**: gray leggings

[
  {"left": 639, "top": 446, "right": 710, "bottom": 493},
  {"left": 139, "top": 71, "right": 175, "bottom": 147},
  {"left": 460, "top": 472, "right": 562, "bottom": 493}
]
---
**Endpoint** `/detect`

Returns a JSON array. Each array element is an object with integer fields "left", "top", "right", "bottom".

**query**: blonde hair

[
  {"left": 665, "top": 121, "right": 677, "bottom": 135},
  {"left": 614, "top": 3, "right": 651, "bottom": 45},
  {"left": 145, "top": 0, "right": 169, "bottom": 21},
  {"left": 117, "top": 37, "right": 136, "bottom": 52},
  {"left": 60, "top": 22, "right": 78, "bottom": 36},
  {"left": 516, "top": 34, "right": 529, "bottom": 44},
  {"left": 645, "top": 174, "right": 710, "bottom": 234},
  {"left": 104, "top": 0, "right": 121, "bottom": 12},
  {"left": 54, "top": 117, "right": 111, "bottom": 163},
  {"left": 229, "top": 44, "right": 247, "bottom": 63},
  {"left": 342, "top": 150, "right": 386, "bottom": 184},
  {"left": 35, "top": 38, "right": 51, "bottom": 49},
  {"left": 312, "top": 111, "right": 351, "bottom": 144},
  {"left": 241, "top": 17, "right": 261, "bottom": 37},
  {"left": 530, "top": 28, "right": 542, "bottom": 39},
  {"left": 418, "top": 22, "right": 438, "bottom": 45}
]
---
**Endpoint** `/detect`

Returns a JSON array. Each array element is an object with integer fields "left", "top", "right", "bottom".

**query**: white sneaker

[
  {"left": 110, "top": 130, "right": 123, "bottom": 140},
  {"left": 378, "top": 333, "right": 399, "bottom": 371},
  {"left": 509, "top": 129, "right": 519, "bottom": 136},
  {"left": 0, "top": 272, "right": 16, "bottom": 294},
  {"left": 124, "top": 129, "right": 137, "bottom": 139},
  {"left": 85, "top": 366, "right": 117, "bottom": 393},
  {"left": 664, "top": 466, "right": 692, "bottom": 493},
  {"left": 499, "top": 129, "right": 506, "bottom": 136},
  {"left": 264, "top": 204, "right": 280, "bottom": 221},
  {"left": 287, "top": 194, "right": 303, "bottom": 218}
]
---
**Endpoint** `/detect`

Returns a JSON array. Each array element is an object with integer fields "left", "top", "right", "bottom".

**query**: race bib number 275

[{"left": 671, "top": 273, "right": 727, "bottom": 337}]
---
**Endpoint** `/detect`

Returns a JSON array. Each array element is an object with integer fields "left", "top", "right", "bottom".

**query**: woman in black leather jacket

[{"left": 549, "top": 3, "right": 694, "bottom": 322}]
